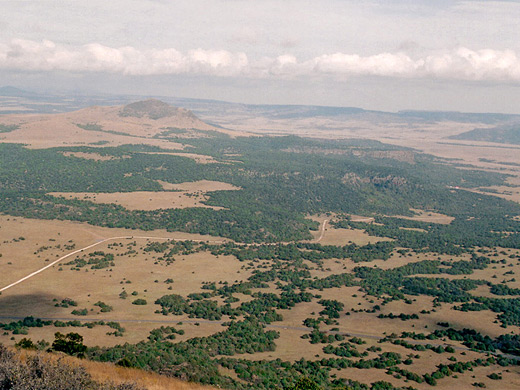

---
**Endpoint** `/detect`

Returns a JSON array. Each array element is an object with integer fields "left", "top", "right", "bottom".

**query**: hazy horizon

[{"left": 1, "top": 1, "right": 520, "bottom": 114}]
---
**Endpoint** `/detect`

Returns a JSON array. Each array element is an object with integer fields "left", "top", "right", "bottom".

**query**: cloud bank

[{"left": 1, "top": 39, "right": 520, "bottom": 83}]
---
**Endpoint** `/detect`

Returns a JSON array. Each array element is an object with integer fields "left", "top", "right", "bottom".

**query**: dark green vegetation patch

[{"left": 0, "top": 134, "right": 518, "bottom": 244}]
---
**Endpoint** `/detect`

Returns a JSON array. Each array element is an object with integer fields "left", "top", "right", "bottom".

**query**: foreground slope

[{"left": 0, "top": 345, "right": 214, "bottom": 390}]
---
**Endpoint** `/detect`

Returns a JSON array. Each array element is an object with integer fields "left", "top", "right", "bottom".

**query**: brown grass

[
  {"left": 159, "top": 180, "right": 240, "bottom": 192},
  {"left": 314, "top": 226, "right": 393, "bottom": 246},
  {"left": 0, "top": 214, "right": 226, "bottom": 288},
  {"left": 1, "top": 225, "right": 519, "bottom": 389},
  {"left": 83, "top": 359, "right": 215, "bottom": 390},
  {"left": 2, "top": 211, "right": 516, "bottom": 390},
  {"left": 392, "top": 209, "right": 454, "bottom": 224},
  {"left": 48, "top": 180, "right": 240, "bottom": 211},
  {"left": 307, "top": 215, "right": 392, "bottom": 245},
  {"left": 2, "top": 103, "right": 520, "bottom": 389},
  {"left": 14, "top": 348, "right": 215, "bottom": 390},
  {"left": 48, "top": 191, "right": 221, "bottom": 211},
  {"left": 467, "top": 185, "right": 520, "bottom": 204},
  {"left": 0, "top": 214, "right": 249, "bottom": 348},
  {"left": 0, "top": 103, "right": 249, "bottom": 149}
]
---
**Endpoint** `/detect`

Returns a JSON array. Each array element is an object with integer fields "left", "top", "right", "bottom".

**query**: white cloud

[
  {"left": 1, "top": 39, "right": 520, "bottom": 83},
  {"left": 310, "top": 52, "right": 418, "bottom": 77},
  {"left": 0, "top": 39, "right": 249, "bottom": 77},
  {"left": 306, "top": 48, "right": 520, "bottom": 82},
  {"left": 423, "top": 47, "right": 520, "bottom": 81}
]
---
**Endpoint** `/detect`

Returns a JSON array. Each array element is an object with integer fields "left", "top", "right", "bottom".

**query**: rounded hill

[{"left": 119, "top": 99, "right": 198, "bottom": 120}]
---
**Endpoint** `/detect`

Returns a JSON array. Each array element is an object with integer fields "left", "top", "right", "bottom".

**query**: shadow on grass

[{"left": 0, "top": 292, "right": 58, "bottom": 319}]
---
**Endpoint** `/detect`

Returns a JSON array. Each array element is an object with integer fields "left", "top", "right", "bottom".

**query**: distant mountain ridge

[
  {"left": 2, "top": 86, "right": 520, "bottom": 125},
  {"left": 450, "top": 124, "right": 520, "bottom": 144}
]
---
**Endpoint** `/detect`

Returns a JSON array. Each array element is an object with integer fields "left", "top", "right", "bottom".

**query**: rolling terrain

[{"left": 1, "top": 94, "right": 520, "bottom": 389}]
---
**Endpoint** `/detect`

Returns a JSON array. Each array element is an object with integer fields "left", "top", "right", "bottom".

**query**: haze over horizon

[{"left": 1, "top": 1, "right": 520, "bottom": 114}]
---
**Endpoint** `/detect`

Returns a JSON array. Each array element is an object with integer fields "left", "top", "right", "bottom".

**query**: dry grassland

[
  {"left": 305, "top": 250, "right": 453, "bottom": 279},
  {"left": 333, "top": 368, "right": 405, "bottom": 389},
  {"left": 468, "top": 184, "right": 520, "bottom": 205},
  {"left": 209, "top": 112, "right": 520, "bottom": 206},
  {"left": 250, "top": 284, "right": 520, "bottom": 389},
  {"left": 1, "top": 209, "right": 519, "bottom": 389},
  {"left": 314, "top": 226, "right": 393, "bottom": 246},
  {"left": 0, "top": 104, "right": 249, "bottom": 149},
  {"left": 333, "top": 348, "right": 520, "bottom": 390},
  {"left": 1, "top": 106, "right": 520, "bottom": 390},
  {"left": 413, "top": 248, "right": 520, "bottom": 290},
  {"left": 0, "top": 215, "right": 241, "bottom": 347},
  {"left": 159, "top": 180, "right": 240, "bottom": 192},
  {"left": 49, "top": 191, "right": 218, "bottom": 211},
  {"left": 230, "top": 114, "right": 520, "bottom": 177},
  {"left": 331, "top": 339, "right": 496, "bottom": 389},
  {"left": 48, "top": 180, "right": 240, "bottom": 211},
  {"left": 307, "top": 215, "right": 392, "bottom": 245},
  {"left": 246, "top": 327, "right": 326, "bottom": 362},
  {"left": 348, "top": 215, "right": 375, "bottom": 223},
  {"left": 14, "top": 348, "right": 215, "bottom": 390},
  {"left": 86, "top": 360, "right": 217, "bottom": 390},
  {"left": 207, "top": 114, "right": 484, "bottom": 142},
  {"left": 0, "top": 106, "right": 29, "bottom": 112},
  {"left": 0, "top": 215, "right": 226, "bottom": 288},
  {"left": 435, "top": 366, "right": 520, "bottom": 390},
  {"left": 0, "top": 242, "right": 249, "bottom": 346},
  {"left": 393, "top": 209, "right": 454, "bottom": 224},
  {"left": 0, "top": 113, "right": 185, "bottom": 150}
]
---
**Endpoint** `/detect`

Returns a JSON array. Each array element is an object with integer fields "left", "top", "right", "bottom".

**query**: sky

[{"left": 1, "top": 0, "right": 520, "bottom": 113}]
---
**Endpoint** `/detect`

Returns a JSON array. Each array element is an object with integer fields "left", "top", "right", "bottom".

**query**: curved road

[
  {"left": 0, "top": 235, "right": 225, "bottom": 293},
  {"left": 1, "top": 219, "right": 329, "bottom": 293}
]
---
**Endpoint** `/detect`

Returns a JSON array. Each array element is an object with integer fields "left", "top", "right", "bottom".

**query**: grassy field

[
  {"left": 0, "top": 216, "right": 244, "bottom": 347},
  {"left": 2, "top": 206, "right": 520, "bottom": 388},
  {"left": 2, "top": 213, "right": 520, "bottom": 388},
  {"left": 49, "top": 180, "right": 240, "bottom": 210}
]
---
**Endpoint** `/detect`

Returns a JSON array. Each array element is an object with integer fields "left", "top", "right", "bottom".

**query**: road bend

[{"left": 0, "top": 235, "right": 224, "bottom": 293}]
